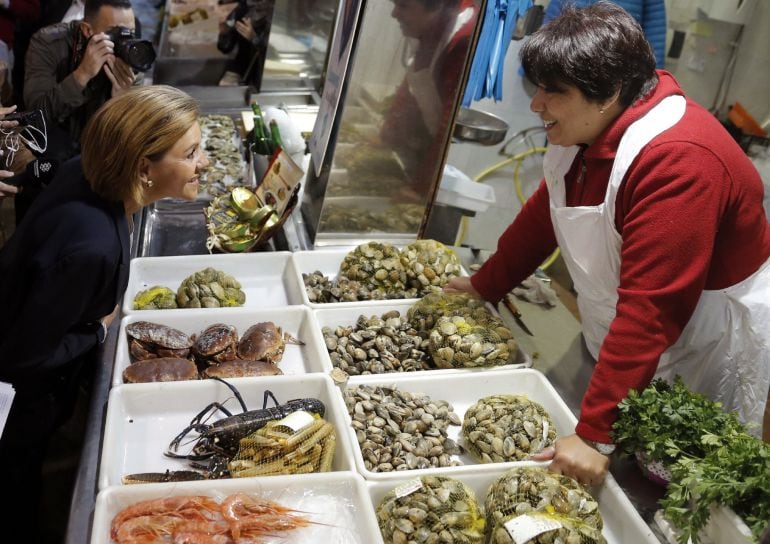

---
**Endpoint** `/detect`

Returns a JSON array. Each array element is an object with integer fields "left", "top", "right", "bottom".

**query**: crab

[
  {"left": 193, "top": 323, "right": 239, "bottom": 365},
  {"left": 202, "top": 359, "right": 284, "bottom": 379},
  {"left": 237, "top": 322, "right": 304, "bottom": 364},
  {"left": 126, "top": 321, "right": 193, "bottom": 362},
  {"left": 123, "top": 357, "right": 199, "bottom": 383}
]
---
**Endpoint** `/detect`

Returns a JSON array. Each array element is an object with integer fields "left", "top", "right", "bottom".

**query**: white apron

[{"left": 545, "top": 95, "right": 770, "bottom": 433}]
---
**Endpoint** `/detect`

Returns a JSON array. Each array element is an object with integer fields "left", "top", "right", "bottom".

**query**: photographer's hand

[
  {"left": 105, "top": 57, "right": 135, "bottom": 98},
  {"left": 0, "top": 172, "right": 19, "bottom": 200},
  {"left": 73, "top": 33, "right": 115, "bottom": 88},
  {"left": 0, "top": 104, "right": 19, "bottom": 129},
  {"left": 235, "top": 18, "right": 256, "bottom": 41}
]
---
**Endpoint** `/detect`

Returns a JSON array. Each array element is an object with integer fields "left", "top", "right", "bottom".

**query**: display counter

[{"left": 65, "top": 240, "right": 667, "bottom": 543}]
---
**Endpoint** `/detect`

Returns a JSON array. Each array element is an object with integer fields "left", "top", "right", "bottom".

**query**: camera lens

[{"left": 123, "top": 40, "right": 156, "bottom": 72}]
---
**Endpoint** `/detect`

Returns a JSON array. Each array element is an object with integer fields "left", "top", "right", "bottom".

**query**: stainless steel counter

[{"left": 66, "top": 244, "right": 666, "bottom": 543}]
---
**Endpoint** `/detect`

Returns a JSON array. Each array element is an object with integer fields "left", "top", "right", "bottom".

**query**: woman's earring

[
  {"left": 599, "top": 108, "right": 605, "bottom": 114},
  {"left": 144, "top": 179, "right": 154, "bottom": 188}
]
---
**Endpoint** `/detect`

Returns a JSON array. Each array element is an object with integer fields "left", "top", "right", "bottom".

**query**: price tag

[
  {"left": 543, "top": 419, "right": 549, "bottom": 439},
  {"left": 278, "top": 410, "right": 315, "bottom": 432},
  {"left": 394, "top": 478, "right": 423, "bottom": 498},
  {"left": 504, "top": 514, "right": 562, "bottom": 544}
]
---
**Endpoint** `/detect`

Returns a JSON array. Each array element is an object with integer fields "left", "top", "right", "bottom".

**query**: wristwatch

[
  {"left": 96, "top": 321, "right": 109, "bottom": 344},
  {"left": 592, "top": 441, "right": 616, "bottom": 455}
]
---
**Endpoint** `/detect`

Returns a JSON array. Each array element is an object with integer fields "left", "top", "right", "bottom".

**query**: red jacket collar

[{"left": 584, "top": 70, "right": 685, "bottom": 160}]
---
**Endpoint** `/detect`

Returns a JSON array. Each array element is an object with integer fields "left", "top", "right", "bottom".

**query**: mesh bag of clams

[
  {"left": 429, "top": 315, "right": 518, "bottom": 369},
  {"left": 400, "top": 240, "right": 463, "bottom": 295},
  {"left": 176, "top": 267, "right": 246, "bottom": 308},
  {"left": 228, "top": 415, "right": 336, "bottom": 478},
  {"left": 485, "top": 467, "right": 606, "bottom": 544},
  {"left": 407, "top": 292, "right": 491, "bottom": 333},
  {"left": 462, "top": 395, "right": 557, "bottom": 463},
  {"left": 377, "top": 475, "right": 486, "bottom": 544},
  {"left": 339, "top": 241, "right": 409, "bottom": 297}
]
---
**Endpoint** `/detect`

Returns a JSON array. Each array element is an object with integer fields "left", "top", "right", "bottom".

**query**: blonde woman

[{"left": 0, "top": 85, "right": 208, "bottom": 541}]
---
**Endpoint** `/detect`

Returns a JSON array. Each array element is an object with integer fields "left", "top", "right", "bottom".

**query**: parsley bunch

[
  {"left": 611, "top": 377, "right": 744, "bottom": 466},
  {"left": 662, "top": 430, "right": 770, "bottom": 542}
]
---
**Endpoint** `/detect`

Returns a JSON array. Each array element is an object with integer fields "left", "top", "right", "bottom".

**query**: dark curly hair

[{"left": 520, "top": 1, "right": 657, "bottom": 107}]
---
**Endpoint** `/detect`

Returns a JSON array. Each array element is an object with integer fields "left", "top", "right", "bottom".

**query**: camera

[
  {"left": 217, "top": 0, "right": 249, "bottom": 52},
  {"left": 105, "top": 26, "right": 156, "bottom": 72}
]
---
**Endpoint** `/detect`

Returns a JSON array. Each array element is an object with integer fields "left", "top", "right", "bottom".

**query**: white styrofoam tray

[
  {"left": 313, "top": 302, "right": 532, "bottom": 378},
  {"left": 113, "top": 306, "right": 327, "bottom": 386},
  {"left": 335, "top": 369, "right": 577, "bottom": 482},
  {"left": 99, "top": 374, "right": 354, "bottom": 490},
  {"left": 291, "top": 248, "right": 467, "bottom": 309},
  {"left": 92, "top": 471, "right": 381, "bottom": 544},
  {"left": 122, "top": 252, "right": 304, "bottom": 314},
  {"left": 368, "top": 470, "right": 659, "bottom": 544}
]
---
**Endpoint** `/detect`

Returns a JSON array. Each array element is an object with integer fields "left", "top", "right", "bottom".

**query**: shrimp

[
  {"left": 220, "top": 494, "right": 310, "bottom": 540},
  {"left": 111, "top": 496, "right": 221, "bottom": 539},
  {"left": 172, "top": 532, "right": 234, "bottom": 543},
  {"left": 114, "top": 514, "right": 179, "bottom": 542}
]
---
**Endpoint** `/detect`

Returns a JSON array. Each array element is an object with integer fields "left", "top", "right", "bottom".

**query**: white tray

[
  {"left": 99, "top": 374, "right": 354, "bottom": 490},
  {"left": 313, "top": 302, "right": 532, "bottom": 378},
  {"left": 114, "top": 306, "right": 327, "bottom": 386},
  {"left": 123, "top": 252, "right": 304, "bottom": 314},
  {"left": 337, "top": 369, "right": 577, "bottom": 482},
  {"left": 654, "top": 506, "right": 753, "bottom": 544},
  {"left": 368, "top": 470, "right": 659, "bottom": 544},
  {"left": 93, "top": 471, "right": 381, "bottom": 544},
  {"left": 291, "top": 248, "right": 467, "bottom": 309}
]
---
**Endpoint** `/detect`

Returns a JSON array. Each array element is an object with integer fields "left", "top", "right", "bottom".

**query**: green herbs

[
  {"left": 612, "top": 377, "right": 743, "bottom": 465},
  {"left": 612, "top": 377, "right": 770, "bottom": 543},
  {"left": 662, "top": 430, "right": 770, "bottom": 543}
]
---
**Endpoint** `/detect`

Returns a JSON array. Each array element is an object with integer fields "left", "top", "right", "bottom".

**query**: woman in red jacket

[{"left": 447, "top": 1, "right": 770, "bottom": 485}]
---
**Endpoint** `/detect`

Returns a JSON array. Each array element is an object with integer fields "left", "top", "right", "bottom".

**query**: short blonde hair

[{"left": 81, "top": 85, "right": 199, "bottom": 204}]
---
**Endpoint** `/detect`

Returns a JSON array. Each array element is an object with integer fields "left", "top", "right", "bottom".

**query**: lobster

[{"left": 165, "top": 377, "right": 326, "bottom": 462}]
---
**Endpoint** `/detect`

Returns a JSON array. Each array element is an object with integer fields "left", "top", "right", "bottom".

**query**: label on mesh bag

[
  {"left": 504, "top": 514, "right": 562, "bottom": 544},
  {"left": 394, "top": 478, "right": 423, "bottom": 498},
  {"left": 277, "top": 410, "right": 316, "bottom": 431}
]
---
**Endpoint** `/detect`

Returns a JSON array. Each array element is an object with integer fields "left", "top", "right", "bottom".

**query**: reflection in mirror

[
  {"left": 316, "top": 0, "right": 481, "bottom": 239},
  {"left": 263, "top": 0, "right": 338, "bottom": 89}
]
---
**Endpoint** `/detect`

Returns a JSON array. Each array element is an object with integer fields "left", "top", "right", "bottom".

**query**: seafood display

[
  {"left": 131, "top": 267, "right": 245, "bottom": 310},
  {"left": 177, "top": 267, "right": 246, "bottom": 308},
  {"left": 131, "top": 285, "right": 177, "bottom": 310},
  {"left": 126, "top": 321, "right": 192, "bottom": 360},
  {"left": 343, "top": 384, "right": 463, "bottom": 473},
  {"left": 109, "top": 493, "right": 314, "bottom": 543},
  {"left": 429, "top": 315, "right": 517, "bottom": 369},
  {"left": 123, "top": 320, "right": 300, "bottom": 382},
  {"left": 229, "top": 416, "right": 337, "bottom": 477},
  {"left": 339, "top": 242, "right": 408, "bottom": 295},
  {"left": 462, "top": 395, "right": 557, "bottom": 463},
  {"left": 485, "top": 467, "right": 605, "bottom": 544},
  {"left": 304, "top": 240, "right": 463, "bottom": 303},
  {"left": 376, "top": 475, "right": 485, "bottom": 544},
  {"left": 198, "top": 114, "right": 248, "bottom": 198},
  {"left": 122, "top": 357, "right": 199, "bottom": 384},
  {"left": 322, "top": 294, "right": 519, "bottom": 378}
]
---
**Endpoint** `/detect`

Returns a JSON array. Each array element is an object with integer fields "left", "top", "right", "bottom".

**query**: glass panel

[{"left": 314, "top": 0, "right": 481, "bottom": 240}]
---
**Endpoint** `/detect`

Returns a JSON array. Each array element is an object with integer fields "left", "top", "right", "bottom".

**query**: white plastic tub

[
  {"left": 368, "top": 470, "right": 659, "bottom": 544},
  {"left": 122, "top": 252, "right": 304, "bottom": 314},
  {"left": 291, "top": 248, "right": 467, "bottom": 309},
  {"left": 93, "top": 471, "right": 381, "bottom": 544},
  {"left": 99, "top": 374, "right": 354, "bottom": 490},
  {"left": 335, "top": 369, "right": 577, "bottom": 482},
  {"left": 114, "top": 306, "right": 327, "bottom": 386},
  {"left": 313, "top": 302, "right": 532, "bottom": 378}
]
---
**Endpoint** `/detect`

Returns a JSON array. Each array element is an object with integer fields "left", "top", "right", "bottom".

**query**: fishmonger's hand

[
  {"left": 531, "top": 433, "right": 610, "bottom": 487},
  {"left": 444, "top": 276, "right": 482, "bottom": 298}
]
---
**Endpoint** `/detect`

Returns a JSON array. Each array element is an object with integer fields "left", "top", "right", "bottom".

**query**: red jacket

[{"left": 472, "top": 71, "right": 770, "bottom": 442}]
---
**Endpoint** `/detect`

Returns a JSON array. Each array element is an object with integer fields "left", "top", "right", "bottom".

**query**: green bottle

[
  {"left": 269, "top": 119, "right": 283, "bottom": 152},
  {"left": 250, "top": 103, "right": 271, "bottom": 155}
]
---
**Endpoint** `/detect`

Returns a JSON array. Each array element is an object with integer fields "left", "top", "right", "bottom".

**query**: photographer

[
  {"left": 217, "top": 0, "right": 274, "bottom": 87},
  {"left": 22, "top": 0, "right": 145, "bottom": 164}
]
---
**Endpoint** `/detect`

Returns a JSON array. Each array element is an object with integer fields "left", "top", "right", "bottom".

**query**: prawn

[
  {"left": 172, "top": 531, "right": 234, "bottom": 543},
  {"left": 111, "top": 496, "right": 221, "bottom": 539},
  {"left": 114, "top": 514, "right": 179, "bottom": 542},
  {"left": 220, "top": 494, "right": 311, "bottom": 540}
]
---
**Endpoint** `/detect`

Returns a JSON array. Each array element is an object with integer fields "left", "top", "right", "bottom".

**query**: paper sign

[
  {"left": 504, "top": 514, "right": 562, "bottom": 544},
  {"left": 255, "top": 149, "right": 303, "bottom": 218},
  {"left": 394, "top": 478, "right": 423, "bottom": 498}
]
